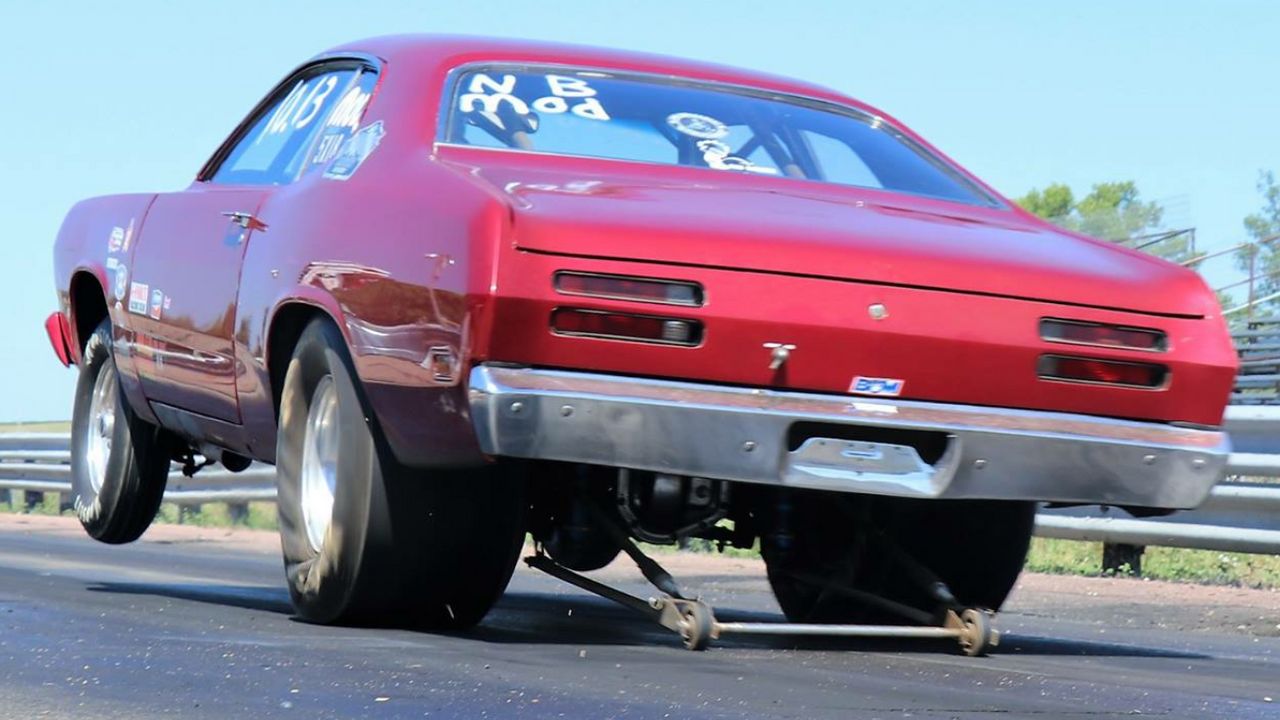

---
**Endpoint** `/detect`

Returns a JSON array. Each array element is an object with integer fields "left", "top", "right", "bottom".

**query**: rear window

[{"left": 439, "top": 66, "right": 996, "bottom": 206}]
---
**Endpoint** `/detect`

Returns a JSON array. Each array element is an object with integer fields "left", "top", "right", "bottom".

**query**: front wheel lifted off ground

[
  {"left": 274, "top": 317, "right": 526, "bottom": 628},
  {"left": 69, "top": 318, "right": 172, "bottom": 544}
]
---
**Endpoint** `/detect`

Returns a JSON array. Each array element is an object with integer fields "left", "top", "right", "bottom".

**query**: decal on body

[
  {"left": 128, "top": 282, "right": 149, "bottom": 315},
  {"left": 148, "top": 289, "right": 165, "bottom": 320},
  {"left": 122, "top": 218, "right": 134, "bottom": 252},
  {"left": 106, "top": 258, "right": 128, "bottom": 301},
  {"left": 849, "top": 376, "right": 905, "bottom": 397},
  {"left": 107, "top": 226, "right": 125, "bottom": 253}
]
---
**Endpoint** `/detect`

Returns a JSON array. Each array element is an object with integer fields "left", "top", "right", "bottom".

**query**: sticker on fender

[
  {"left": 850, "top": 376, "right": 904, "bottom": 397},
  {"left": 128, "top": 282, "right": 149, "bottom": 315},
  {"left": 107, "top": 258, "right": 128, "bottom": 301},
  {"left": 149, "top": 288, "right": 165, "bottom": 320}
]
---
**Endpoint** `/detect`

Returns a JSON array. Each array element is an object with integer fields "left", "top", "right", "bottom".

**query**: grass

[
  {"left": 0, "top": 493, "right": 279, "bottom": 532},
  {"left": 3, "top": 493, "right": 1277, "bottom": 590},
  {"left": 639, "top": 537, "right": 762, "bottom": 560},
  {"left": 656, "top": 536, "right": 1280, "bottom": 590},
  {"left": 0, "top": 421, "right": 71, "bottom": 434},
  {"left": 153, "top": 501, "right": 280, "bottom": 531},
  {"left": 1026, "top": 537, "right": 1280, "bottom": 590}
]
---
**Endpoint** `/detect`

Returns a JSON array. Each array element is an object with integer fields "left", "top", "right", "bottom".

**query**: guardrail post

[
  {"left": 1102, "top": 542, "right": 1144, "bottom": 576},
  {"left": 226, "top": 502, "right": 249, "bottom": 525}
]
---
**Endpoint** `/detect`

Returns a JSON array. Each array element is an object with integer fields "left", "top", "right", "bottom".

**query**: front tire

[
  {"left": 70, "top": 319, "right": 172, "bottom": 544},
  {"left": 275, "top": 318, "right": 525, "bottom": 628}
]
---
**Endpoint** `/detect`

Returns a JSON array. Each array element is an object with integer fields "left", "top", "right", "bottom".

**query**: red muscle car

[{"left": 47, "top": 35, "right": 1236, "bottom": 651}]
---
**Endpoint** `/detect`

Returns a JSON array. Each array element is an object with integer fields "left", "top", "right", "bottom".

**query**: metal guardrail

[
  {"left": 1029, "top": 405, "right": 1280, "bottom": 557},
  {"left": 0, "top": 433, "right": 275, "bottom": 507},
  {"left": 1230, "top": 316, "right": 1280, "bottom": 404},
  {"left": 3, "top": 415, "right": 1279, "bottom": 555}
]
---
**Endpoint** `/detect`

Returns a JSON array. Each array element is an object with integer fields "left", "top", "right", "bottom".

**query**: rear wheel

[
  {"left": 275, "top": 318, "right": 525, "bottom": 628},
  {"left": 70, "top": 319, "right": 172, "bottom": 544},
  {"left": 763, "top": 493, "right": 1034, "bottom": 624}
]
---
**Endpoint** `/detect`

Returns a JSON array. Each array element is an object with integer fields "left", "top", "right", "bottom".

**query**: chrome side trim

[{"left": 469, "top": 366, "right": 1230, "bottom": 509}]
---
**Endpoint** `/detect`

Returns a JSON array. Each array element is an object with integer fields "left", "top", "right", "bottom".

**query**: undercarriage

[{"left": 526, "top": 462, "right": 1028, "bottom": 654}]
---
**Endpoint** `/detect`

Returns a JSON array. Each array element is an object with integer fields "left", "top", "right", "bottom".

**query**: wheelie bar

[{"left": 523, "top": 553, "right": 1000, "bottom": 655}]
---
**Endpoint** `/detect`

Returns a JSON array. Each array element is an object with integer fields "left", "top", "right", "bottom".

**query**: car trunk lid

[{"left": 448, "top": 153, "right": 1212, "bottom": 319}]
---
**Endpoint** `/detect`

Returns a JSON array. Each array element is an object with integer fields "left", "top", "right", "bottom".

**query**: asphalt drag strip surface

[{"left": 0, "top": 514, "right": 1276, "bottom": 719}]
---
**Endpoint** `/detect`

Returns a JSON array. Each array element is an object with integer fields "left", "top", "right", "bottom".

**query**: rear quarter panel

[
  {"left": 54, "top": 193, "right": 159, "bottom": 424},
  {"left": 233, "top": 55, "right": 512, "bottom": 465}
]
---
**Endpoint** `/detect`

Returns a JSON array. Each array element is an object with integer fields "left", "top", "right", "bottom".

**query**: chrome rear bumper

[{"left": 468, "top": 365, "right": 1229, "bottom": 509}]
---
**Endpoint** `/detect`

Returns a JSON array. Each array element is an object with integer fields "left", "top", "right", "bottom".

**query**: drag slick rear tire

[
  {"left": 763, "top": 493, "right": 1035, "bottom": 624},
  {"left": 69, "top": 319, "right": 172, "bottom": 544},
  {"left": 275, "top": 318, "right": 525, "bottom": 628}
]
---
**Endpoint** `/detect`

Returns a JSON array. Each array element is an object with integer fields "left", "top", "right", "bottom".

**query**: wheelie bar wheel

[
  {"left": 523, "top": 538, "right": 1003, "bottom": 655},
  {"left": 949, "top": 608, "right": 999, "bottom": 657},
  {"left": 677, "top": 601, "right": 716, "bottom": 651}
]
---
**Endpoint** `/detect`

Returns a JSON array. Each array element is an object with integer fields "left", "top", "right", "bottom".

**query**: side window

[
  {"left": 212, "top": 67, "right": 361, "bottom": 185},
  {"left": 801, "top": 130, "right": 883, "bottom": 189},
  {"left": 303, "top": 70, "right": 379, "bottom": 175}
]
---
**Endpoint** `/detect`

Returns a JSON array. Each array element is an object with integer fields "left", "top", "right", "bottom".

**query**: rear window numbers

[
  {"left": 444, "top": 67, "right": 995, "bottom": 205},
  {"left": 459, "top": 72, "right": 610, "bottom": 121},
  {"left": 312, "top": 86, "right": 374, "bottom": 165},
  {"left": 311, "top": 132, "right": 344, "bottom": 166},
  {"left": 261, "top": 75, "right": 339, "bottom": 141},
  {"left": 213, "top": 66, "right": 377, "bottom": 185}
]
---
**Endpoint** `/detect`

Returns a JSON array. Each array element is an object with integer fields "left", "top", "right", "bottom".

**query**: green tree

[
  {"left": 1243, "top": 170, "right": 1280, "bottom": 242},
  {"left": 1016, "top": 181, "right": 1188, "bottom": 262},
  {"left": 1073, "top": 182, "right": 1164, "bottom": 242},
  {"left": 1017, "top": 183, "right": 1075, "bottom": 224},
  {"left": 1235, "top": 171, "right": 1280, "bottom": 309}
]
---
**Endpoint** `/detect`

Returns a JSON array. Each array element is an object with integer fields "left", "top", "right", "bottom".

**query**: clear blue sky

[{"left": 2, "top": 0, "right": 1277, "bottom": 422}]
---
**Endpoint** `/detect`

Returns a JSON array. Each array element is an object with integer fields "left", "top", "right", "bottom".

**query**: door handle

[{"left": 221, "top": 210, "right": 265, "bottom": 230}]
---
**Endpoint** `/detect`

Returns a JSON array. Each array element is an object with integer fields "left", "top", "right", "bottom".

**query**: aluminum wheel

[
  {"left": 85, "top": 362, "right": 118, "bottom": 495},
  {"left": 300, "top": 375, "right": 339, "bottom": 553}
]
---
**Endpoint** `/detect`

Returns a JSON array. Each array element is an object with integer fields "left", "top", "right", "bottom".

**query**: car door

[{"left": 129, "top": 63, "right": 365, "bottom": 423}]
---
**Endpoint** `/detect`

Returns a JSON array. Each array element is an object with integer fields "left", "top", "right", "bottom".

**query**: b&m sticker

[{"left": 850, "top": 376, "right": 904, "bottom": 397}]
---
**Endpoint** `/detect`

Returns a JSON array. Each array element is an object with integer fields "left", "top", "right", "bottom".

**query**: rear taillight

[
  {"left": 1037, "top": 355, "right": 1167, "bottom": 388},
  {"left": 551, "top": 308, "right": 702, "bottom": 346},
  {"left": 554, "top": 271, "right": 703, "bottom": 307},
  {"left": 1040, "top": 318, "right": 1166, "bottom": 352}
]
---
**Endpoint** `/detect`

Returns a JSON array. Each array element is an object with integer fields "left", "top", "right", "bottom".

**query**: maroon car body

[
  {"left": 47, "top": 35, "right": 1237, "bottom": 640},
  {"left": 52, "top": 35, "right": 1234, "bottom": 457}
]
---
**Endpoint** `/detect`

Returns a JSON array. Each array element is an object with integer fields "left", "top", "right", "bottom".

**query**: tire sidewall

[
  {"left": 276, "top": 319, "right": 380, "bottom": 623},
  {"left": 70, "top": 321, "right": 169, "bottom": 543},
  {"left": 274, "top": 317, "right": 526, "bottom": 628}
]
